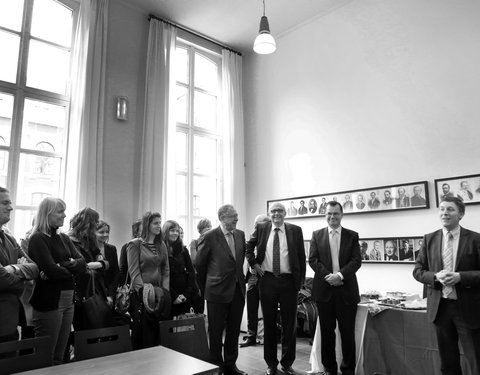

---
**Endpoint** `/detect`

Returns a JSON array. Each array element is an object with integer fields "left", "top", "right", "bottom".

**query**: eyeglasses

[{"left": 270, "top": 209, "right": 285, "bottom": 214}]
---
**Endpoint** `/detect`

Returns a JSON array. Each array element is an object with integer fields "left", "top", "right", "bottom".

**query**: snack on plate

[{"left": 402, "top": 298, "right": 427, "bottom": 310}]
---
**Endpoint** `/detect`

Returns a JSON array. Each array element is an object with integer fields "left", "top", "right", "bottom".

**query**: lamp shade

[{"left": 253, "top": 16, "right": 276, "bottom": 54}]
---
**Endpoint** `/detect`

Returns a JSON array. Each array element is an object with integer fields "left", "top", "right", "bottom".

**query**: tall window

[
  {"left": 174, "top": 40, "right": 223, "bottom": 240},
  {"left": 0, "top": 0, "right": 78, "bottom": 239}
]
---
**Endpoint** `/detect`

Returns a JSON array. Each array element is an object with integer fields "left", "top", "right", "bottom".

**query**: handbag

[
  {"left": 82, "top": 271, "right": 113, "bottom": 329},
  {"left": 114, "top": 272, "right": 131, "bottom": 314}
]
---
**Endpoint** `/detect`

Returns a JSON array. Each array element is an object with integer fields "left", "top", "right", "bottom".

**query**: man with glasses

[
  {"left": 308, "top": 201, "right": 362, "bottom": 375},
  {"left": 195, "top": 204, "right": 247, "bottom": 375},
  {"left": 246, "top": 202, "right": 306, "bottom": 375},
  {"left": 0, "top": 187, "right": 38, "bottom": 344}
]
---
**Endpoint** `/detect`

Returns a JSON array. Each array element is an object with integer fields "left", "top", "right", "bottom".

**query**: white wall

[
  {"left": 102, "top": 1, "right": 148, "bottom": 248},
  {"left": 243, "top": 0, "right": 480, "bottom": 295}
]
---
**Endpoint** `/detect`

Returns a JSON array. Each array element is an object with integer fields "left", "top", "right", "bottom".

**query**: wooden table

[{"left": 19, "top": 345, "right": 219, "bottom": 375}]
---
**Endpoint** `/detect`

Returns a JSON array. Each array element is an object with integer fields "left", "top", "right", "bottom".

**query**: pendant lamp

[{"left": 253, "top": 0, "right": 276, "bottom": 54}]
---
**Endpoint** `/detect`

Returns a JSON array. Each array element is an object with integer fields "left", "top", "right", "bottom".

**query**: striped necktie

[{"left": 442, "top": 231, "right": 454, "bottom": 298}]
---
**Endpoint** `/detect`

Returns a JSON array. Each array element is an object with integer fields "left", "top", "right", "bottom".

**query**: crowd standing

[{"left": 1, "top": 185, "right": 479, "bottom": 375}]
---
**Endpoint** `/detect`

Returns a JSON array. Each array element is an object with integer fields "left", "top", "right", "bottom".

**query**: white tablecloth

[{"left": 309, "top": 304, "right": 369, "bottom": 375}]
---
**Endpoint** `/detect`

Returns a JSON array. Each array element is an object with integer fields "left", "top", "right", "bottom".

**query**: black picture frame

[
  {"left": 267, "top": 181, "right": 429, "bottom": 219},
  {"left": 434, "top": 173, "right": 480, "bottom": 207},
  {"left": 358, "top": 236, "right": 423, "bottom": 263}
]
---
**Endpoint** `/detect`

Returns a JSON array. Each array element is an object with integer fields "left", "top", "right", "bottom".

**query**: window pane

[
  {"left": 194, "top": 91, "right": 217, "bottom": 130},
  {"left": 194, "top": 53, "right": 218, "bottom": 92},
  {"left": 12, "top": 209, "right": 37, "bottom": 244},
  {"left": 175, "top": 46, "right": 189, "bottom": 84},
  {"left": 21, "top": 99, "right": 67, "bottom": 152},
  {"left": 31, "top": 0, "right": 73, "bottom": 47},
  {"left": 0, "top": 151, "right": 8, "bottom": 187},
  {"left": 0, "top": 0, "right": 24, "bottom": 31},
  {"left": 16, "top": 153, "right": 61, "bottom": 205},
  {"left": 175, "top": 85, "right": 187, "bottom": 124},
  {"left": 0, "top": 92, "right": 14, "bottom": 146},
  {"left": 175, "top": 131, "right": 187, "bottom": 171},
  {"left": 0, "top": 30, "right": 20, "bottom": 83},
  {"left": 27, "top": 40, "right": 70, "bottom": 94},
  {"left": 193, "top": 176, "right": 217, "bottom": 218},
  {"left": 176, "top": 174, "right": 186, "bottom": 216},
  {"left": 193, "top": 136, "right": 217, "bottom": 175}
]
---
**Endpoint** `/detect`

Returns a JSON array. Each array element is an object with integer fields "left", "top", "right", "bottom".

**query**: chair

[
  {"left": 0, "top": 336, "right": 52, "bottom": 373},
  {"left": 159, "top": 316, "right": 210, "bottom": 361},
  {"left": 74, "top": 325, "right": 132, "bottom": 361}
]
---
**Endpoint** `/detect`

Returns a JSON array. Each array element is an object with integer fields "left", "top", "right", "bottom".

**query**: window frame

[
  {"left": 0, "top": 0, "right": 79, "bottom": 236},
  {"left": 174, "top": 38, "right": 224, "bottom": 240}
]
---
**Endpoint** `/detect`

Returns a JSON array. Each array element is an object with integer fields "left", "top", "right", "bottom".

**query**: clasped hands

[
  {"left": 435, "top": 270, "right": 460, "bottom": 286},
  {"left": 325, "top": 273, "right": 343, "bottom": 286}
]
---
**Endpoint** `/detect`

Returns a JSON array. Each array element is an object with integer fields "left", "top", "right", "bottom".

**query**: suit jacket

[
  {"left": 308, "top": 227, "right": 361, "bottom": 304},
  {"left": 246, "top": 222, "right": 306, "bottom": 291},
  {"left": 194, "top": 226, "right": 246, "bottom": 304},
  {"left": 413, "top": 227, "right": 480, "bottom": 328},
  {"left": 0, "top": 232, "right": 39, "bottom": 336}
]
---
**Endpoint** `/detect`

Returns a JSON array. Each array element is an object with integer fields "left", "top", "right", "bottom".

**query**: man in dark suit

[
  {"left": 413, "top": 196, "right": 480, "bottom": 374},
  {"left": 308, "top": 201, "right": 362, "bottom": 375},
  {"left": 195, "top": 204, "right": 247, "bottom": 375},
  {"left": 246, "top": 202, "right": 306, "bottom": 375},
  {"left": 0, "top": 187, "right": 39, "bottom": 343}
]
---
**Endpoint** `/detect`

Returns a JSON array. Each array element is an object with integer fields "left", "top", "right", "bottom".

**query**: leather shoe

[
  {"left": 239, "top": 337, "right": 256, "bottom": 348},
  {"left": 224, "top": 365, "right": 247, "bottom": 375},
  {"left": 266, "top": 366, "right": 277, "bottom": 375},
  {"left": 281, "top": 366, "right": 295, "bottom": 375}
]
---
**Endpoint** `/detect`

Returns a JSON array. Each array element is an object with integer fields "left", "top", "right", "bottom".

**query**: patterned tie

[
  {"left": 272, "top": 228, "right": 280, "bottom": 276},
  {"left": 331, "top": 229, "right": 340, "bottom": 273},
  {"left": 442, "top": 231, "right": 454, "bottom": 298},
  {"left": 226, "top": 232, "right": 236, "bottom": 259}
]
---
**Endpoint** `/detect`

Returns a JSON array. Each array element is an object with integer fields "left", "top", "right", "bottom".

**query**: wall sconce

[{"left": 116, "top": 96, "right": 128, "bottom": 121}]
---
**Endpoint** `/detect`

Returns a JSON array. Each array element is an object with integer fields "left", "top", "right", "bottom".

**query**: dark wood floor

[{"left": 236, "top": 336, "right": 314, "bottom": 375}]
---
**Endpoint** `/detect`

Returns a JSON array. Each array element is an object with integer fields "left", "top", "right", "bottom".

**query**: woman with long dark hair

[
  {"left": 68, "top": 207, "right": 109, "bottom": 330},
  {"left": 28, "top": 197, "right": 86, "bottom": 365},
  {"left": 127, "top": 211, "right": 170, "bottom": 349},
  {"left": 162, "top": 220, "right": 200, "bottom": 318},
  {"left": 96, "top": 220, "right": 119, "bottom": 305}
]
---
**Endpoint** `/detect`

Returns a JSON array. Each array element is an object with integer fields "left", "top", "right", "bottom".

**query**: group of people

[
  {"left": 0, "top": 188, "right": 205, "bottom": 365},
  {"left": 2, "top": 184, "right": 479, "bottom": 375},
  {"left": 194, "top": 196, "right": 479, "bottom": 375}
]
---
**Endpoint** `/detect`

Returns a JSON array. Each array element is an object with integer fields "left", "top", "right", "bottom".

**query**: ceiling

[{"left": 123, "top": 0, "right": 352, "bottom": 54}]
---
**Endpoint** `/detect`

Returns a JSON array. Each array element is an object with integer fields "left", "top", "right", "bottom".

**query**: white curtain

[
  {"left": 66, "top": 0, "right": 109, "bottom": 215},
  {"left": 137, "top": 20, "right": 177, "bottom": 218},
  {"left": 221, "top": 50, "right": 246, "bottom": 230}
]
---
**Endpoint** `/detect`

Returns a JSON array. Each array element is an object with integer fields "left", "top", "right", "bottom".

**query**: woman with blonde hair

[
  {"left": 28, "top": 197, "right": 86, "bottom": 365},
  {"left": 128, "top": 211, "right": 170, "bottom": 349}
]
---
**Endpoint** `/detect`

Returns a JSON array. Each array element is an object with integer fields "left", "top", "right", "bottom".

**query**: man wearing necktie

[
  {"left": 413, "top": 196, "right": 480, "bottom": 374},
  {"left": 308, "top": 201, "right": 361, "bottom": 375},
  {"left": 195, "top": 204, "right": 247, "bottom": 375},
  {"left": 246, "top": 202, "right": 306, "bottom": 375},
  {"left": 0, "top": 187, "right": 39, "bottom": 343}
]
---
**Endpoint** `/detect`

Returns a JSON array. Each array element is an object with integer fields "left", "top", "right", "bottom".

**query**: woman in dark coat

[{"left": 162, "top": 220, "right": 200, "bottom": 317}]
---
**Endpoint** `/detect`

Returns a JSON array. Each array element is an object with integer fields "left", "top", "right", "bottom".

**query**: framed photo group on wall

[
  {"left": 434, "top": 173, "right": 480, "bottom": 207},
  {"left": 268, "top": 181, "right": 429, "bottom": 219},
  {"left": 359, "top": 237, "right": 423, "bottom": 263},
  {"left": 303, "top": 237, "right": 422, "bottom": 264}
]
